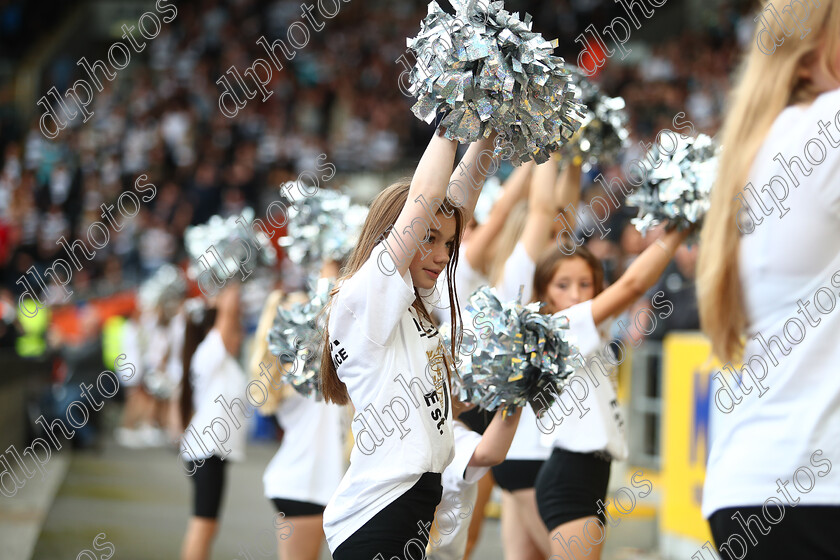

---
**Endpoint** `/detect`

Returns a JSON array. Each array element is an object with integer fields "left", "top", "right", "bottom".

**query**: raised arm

[
  {"left": 215, "top": 283, "right": 242, "bottom": 357},
  {"left": 468, "top": 407, "right": 523, "bottom": 467},
  {"left": 554, "top": 161, "right": 582, "bottom": 231},
  {"left": 389, "top": 131, "right": 460, "bottom": 278},
  {"left": 519, "top": 159, "right": 560, "bottom": 261},
  {"left": 390, "top": 131, "right": 498, "bottom": 278},
  {"left": 464, "top": 161, "right": 534, "bottom": 275},
  {"left": 445, "top": 133, "right": 500, "bottom": 225},
  {"left": 590, "top": 228, "right": 691, "bottom": 326}
]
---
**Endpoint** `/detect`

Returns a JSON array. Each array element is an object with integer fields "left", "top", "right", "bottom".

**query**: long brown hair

[
  {"left": 319, "top": 180, "right": 465, "bottom": 405},
  {"left": 533, "top": 245, "right": 605, "bottom": 314},
  {"left": 179, "top": 306, "right": 218, "bottom": 430},
  {"left": 698, "top": 0, "right": 840, "bottom": 362}
]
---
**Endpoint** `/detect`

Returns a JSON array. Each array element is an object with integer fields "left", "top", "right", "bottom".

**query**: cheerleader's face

[
  {"left": 409, "top": 213, "right": 457, "bottom": 290},
  {"left": 545, "top": 256, "right": 596, "bottom": 313}
]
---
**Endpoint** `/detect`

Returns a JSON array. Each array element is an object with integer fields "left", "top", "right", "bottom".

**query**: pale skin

[
  {"left": 391, "top": 129, "right": 500, "bottom": 287},
  {"left": 428, "top": 408, "right": 522, "bottom": 555},
  {"left": 464, "top": 160, "right": 534, "bottom": 275},
  {"left": 553, "top": 160, "right": 583, "bottom": 237},
  {"left": 799, "top": 40, "right": 840, "bottom": 96},
  {"left": 537, "top": 227, "right": 690, "bottom": 560},
  {"left": 181, "top": 284, "right": 242, "bottom": 560},
  {"left": 498, "top": 158, "right": 580, "bottom": 560},
  {"left": 277, "top": 515, "right": 322, "bottom": 560}
]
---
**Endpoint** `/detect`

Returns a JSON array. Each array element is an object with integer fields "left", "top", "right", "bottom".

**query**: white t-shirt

[
  {"left": 323, "top": 243, "right": 456, "bottom": 552},
  {"left": 180, "top": 328, "right": 249, "bottom": 462},
  {"left": 428, "top": 421, "right": 488, "bottom": 560},
  {"left": 263, "top": 392, "right": 348, "bottom": 506},
  {"left": 497, "top": 241, "right": 535, "bottom": 305},
  {"left": 496, "top": 241, "right": 551, "bottom": 461},
  {"left": 702, "top": 88, "right": 840, "bottom": 517},
  {"left": 541, "top": 301, "right": 628, "bottom": 461}
]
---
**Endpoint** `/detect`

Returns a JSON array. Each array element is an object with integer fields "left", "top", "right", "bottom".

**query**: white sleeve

[
  {"left": 333, "top": 243, "right": 417, "bottom": 347},
  {"left": 496, "top": 241, "right": 535, "bottom": 303},
  {"left": 557, "top": 300, "right": 603, "bottom": 358},
  {"left": 445, "top": 423, "right": 488, "bottom": 488}
]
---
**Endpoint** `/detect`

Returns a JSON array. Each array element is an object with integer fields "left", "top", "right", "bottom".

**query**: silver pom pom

[
  {"left": 444, "top": 286, "right": 576, "bottom": 415},
  {"left": 138, "top": 264, "right": 187, "bottom": 312},
  {"left": 266, "top": 278, "right": 332, "bottom": 399},
  {"left": 278, "top": 186, "right": 368, "bottom": 278},
  {"left": 184, "top": 208, "right": 277, "bottom": 281},
  {"left": 561, "top": 66, "right": 631, "bottom": 171},
  {"left": 626, "top": 133, "right": 719, "bottom": 236},
  {"left": 406, "top": 1, "right": 585, "bottom": 165}
]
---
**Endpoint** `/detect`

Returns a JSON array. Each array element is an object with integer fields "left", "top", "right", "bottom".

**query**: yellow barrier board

[{"left": 661, "top": 332, "right": 716, "bottom": 543}]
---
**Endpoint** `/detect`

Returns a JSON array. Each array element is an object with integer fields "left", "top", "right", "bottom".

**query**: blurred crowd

[{"left": 0, "top": 0, "right": 754, "bottom": 353}]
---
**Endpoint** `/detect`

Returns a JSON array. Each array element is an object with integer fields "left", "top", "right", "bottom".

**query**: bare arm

[
  {"left": 464, "top": 161, "right": 534, "bottom": 275},
  {"left": 215, "top": 283, "right": 242, "bottom": 357},
  {"left": 446, "top": 133, "right": 500, "bottom": 224},
  {"left": 520, "top": 160, "right": 560, "bottom": 261},
  {"left": 390, "top": 131, "right": 460, "bottom": 278},
  {"left": 554, "top": 161, "right": 582, "bottom": 231},
  {"left": 468, "top": 408, "right": 522, "bottom": 467},
  {"left": 590, "top": 228, "right": 691, "bottom": 326}
]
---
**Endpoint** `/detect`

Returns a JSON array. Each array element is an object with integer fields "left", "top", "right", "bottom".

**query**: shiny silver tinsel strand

[
  {"left": 184, "top": 207, "right": 276, "bottom": 281},
  {"left": 443, "top": 286, "right": 576, "bottom": 415},
  {"left": 626, "top": 134, "right": 719, "bottom": 236},
  {"left": 406, "top": 0, "right": 586, "bottom": 165},
  {"left": 138, "top": 264, "right": 187, "bottom": 313},
  {"left": 266, "top": 278, "right": 333, "bottom": 399},
  {"left": 560, "top": 66, "right": 630, "bottom": 171},
  {"left": 278, "top": 186, "right": 368, "bottom": 278}
]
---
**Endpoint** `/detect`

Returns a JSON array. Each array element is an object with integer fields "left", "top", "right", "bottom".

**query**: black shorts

[
  {"left": 491, "top": 459, "right": 545, "bottom": 491},
  {"left": 458, "top": 406, "right": 493, "bottom": 435},
  {"left": 332, "top": 472, "right": 442, "bottom": 560},
  {"left": 271, "top": 497, "right": 325, "bottom": 517},
  {"left": 535, "top": 448, "right": 611, "bottom": 531},
  {"left": 709, "top": 505, "right": 840, "bottom": 559},
  {"left": 187, "top": 455, "right": 227, "bottom": 519}
]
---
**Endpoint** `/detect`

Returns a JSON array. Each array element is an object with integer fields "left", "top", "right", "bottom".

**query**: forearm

[
  {"left": 531, "top": 160, "right": 559, "bottom": 210},
  {"left": 623, "top": 229, "right": 685, "bottom": 295},
  {"left": 464, "top": 160, "right": 532, "bottom": 271},
  {"left": 468, "top": 407, "right": 522, "bottom": 467},
  {"left": 590, "top": 228, "right": 688, "bottom": 325},
  {"left": 555, "top": 162, "right": 582, "bottom": 227},
  {"left": 448, "top": 134, "right": 498, "bottom": 221},
  {"left": 390, "top": 131, "right": 460, "bottom": 276},
  {"left": 409, "top": 131, "right": 459, "bottom": 205},
  {"left": 216, "top": 286, "right": 242, "bottom": 356}
]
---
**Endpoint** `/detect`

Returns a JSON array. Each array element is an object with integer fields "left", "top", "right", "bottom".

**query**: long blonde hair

[
  {"left": 698, "top": 0, "right": 840, "bottom": 362},
  {"left": 320, "top": 181, "right": 465, "bottom": 405}
]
